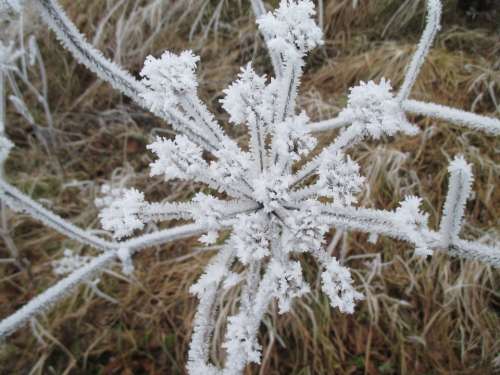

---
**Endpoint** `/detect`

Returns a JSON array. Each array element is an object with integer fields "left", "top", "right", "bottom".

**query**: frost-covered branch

[
  {"left": 250, "top": 0, "right": 283, "bottom": 77},
  {"left": 403, "top": 100, "right": 500, "bottom": 136},
  {"left": 310, "top": 99, "right": 500, "bottom": 135},
  {"left": 0, "top": 223, "right": 207, "bottom": 340},
  {"left": 309, "top": 113, "right": 352, "bottom": 133},
  {"left": 438, "top": 156, "right": 473, "bottom": 247},
  {"left": 293, "top": 79, "right": 419, "bottom": 186},
  {"left": 33, "top": 0, "right": 223, "bottom": 153},
  {"left": 0, "top": 180, "right": 115, "bottom": 251},
  {"left": 397, "top": 0, "right": 442, "bottom": 101}
]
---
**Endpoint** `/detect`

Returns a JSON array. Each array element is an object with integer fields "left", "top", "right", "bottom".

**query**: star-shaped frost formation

[{"left": 95, "top": 1, "right": 471, "bottom": 373}]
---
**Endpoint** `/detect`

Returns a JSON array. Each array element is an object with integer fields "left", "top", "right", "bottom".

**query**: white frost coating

[
  {"left": 99, "top": 188, "right": 147, "bottom": 239},
  {"left": 293, "top": 79, "right": 419, "bottom": 187},
  {"left": 249, "top": 0, "right": 283, "bottom": 77},
  {"left": 317, "top": 153, "right": 364, "bottom": 205},
  {"left": 397, "top": 0, "right": 442, "bottom": 101},
  {"left": 341, "top": 79, "right": 419, "bottom": 139},
  {"left": 0, "top": 0, "right": 498, "bottom": 373},
  {"left": 33, "top": 0, "right": 221, "bottom": 153},
  {"left": 117, "top": 247, "right": 134, "bottom": 275},
  {"left": 394, "top": 196, "right": 432, "bottom": 257},
  {"left": 0, "top": 180, "right": 116, "bottom": 251},
  {"left": 0, "top": 223, "right": 209, "bottom": 340},
  {"left": 439, "top": 156, "right": 473, "bottom": 247},
  {"left": 140, "top": 50, "right": 227, "bottom": 147},
  {"left": 140, "top": 50, "right": 200, "bottom": 109},
  {"left": 403, "top": 100, "right": 500, "bottom": 136},
  {"left": 221, "top": 64, "right": 270, "bottom": 126},
  {"left": 222, "top": 312, "right": 263, "bottom": 371},
  {"left": 0, "top": 251, "right": 116, "bottom": 340},
  {"left": 257, "top": 0, "right": 323, "bottom": 56},
  {"left": 311, "top": 99, "right": 500, "bottom": 135},
  {"left": 309, "top": 114, "right": 352, "bottom": 133},
  {"left": 52, "top": 249, "right": 93, "bottom": 276},
  {"left": 269, "top": 259, "right": 310, "bottom": 313},
  {"left": 187, "top": 246, "right": 235, "bottom": 374},
  {"left": 321, "top": 258, "right": 363, "bottom": 314},
  {"left": 0, "top": 0, "right": 23, "bottom": 15},
  {"left": 34, "top": 0, "right": 143, "bottom": 99}
]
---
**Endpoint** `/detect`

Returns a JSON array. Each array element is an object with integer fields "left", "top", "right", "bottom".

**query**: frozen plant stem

[
  {"left": 0, "top": 1, "right": 498, "bottom": 374},
  {"left": 397, "top": 0, "right": 442, "bottom": 101}
]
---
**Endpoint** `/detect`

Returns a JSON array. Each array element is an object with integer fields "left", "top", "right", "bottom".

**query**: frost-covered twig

[
  {"left": 403, "top": 100, "right": 500, "bottom": 136},
  {"left": 0, "top": 223, "right": 207, "bottom": 340},
  {"left": 33, "top": 0, "right": 228, "bottom": 153},
  {"left": 397, "top": 0, "right": 442, "bottom": 101},
  {"left": 438, "top": 157, "right": 473, "bottom": 246},
  {"left": 309, "top": 113, "right": 352, "bottom": 133},
  {"left": 250, "top": 0, "right": 283, "bottom": 77},
  {"left": 0, "top": 180, "right": 114, "bottom": 251},
  {"left": 310, "top": 99, "right": 500, "bottom": 135}
]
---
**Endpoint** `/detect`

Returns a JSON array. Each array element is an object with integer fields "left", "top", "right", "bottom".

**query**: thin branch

[
  {"left": 397, "top": 0, "right": 442, "bottom": 101},
  {"left": 0, "top": 223, "right": 207, "bottom": 340},
  {"left": 317, "top": 205, "right": 500, "bottom": 268},
  {"left": 310, "top": 100, "right": 500, "bottom": 135},
  {"left": 403, "top": 100, "right": 500, "bottom": 136},
  {"left": 249, "top": 0, "right": 283, "bottom": 77},
  {"left": 309, "top": 114, "right": 351, "bottom": 133},
  {"left": 34, "top": 0, "right": 220, "bottom": 153},
  {"left": 0, "top": 180, "right": 116, "bottom": 251}
]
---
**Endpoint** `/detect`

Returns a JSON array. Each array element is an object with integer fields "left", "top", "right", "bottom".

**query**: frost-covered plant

[{"left": 0, "top": 0, "right": 499, "bottom": 374}]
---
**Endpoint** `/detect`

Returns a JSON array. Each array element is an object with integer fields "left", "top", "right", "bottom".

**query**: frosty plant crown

[{"left": 0, "top": 0, "right": 499, "bottom": 374}]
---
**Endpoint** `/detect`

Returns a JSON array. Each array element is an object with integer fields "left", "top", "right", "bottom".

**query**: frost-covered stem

[
  {"left": 178, "top": 95, "right": 226, "bottom": 146},
  {"left": 34, "top": 0, "right": 142, "bottom": 98},
  {"left": 249, "top": 0, "right": 283, "bottom": 77},
  {"left": 317, "top": 206, "right": 500, "bottom": 268},
  {"left": 157, "top": 145, "right": 253, "bottom": 199},
  {"left": 275, "top": 58, "right": 302, "bottom": 123},
  {"left": 449, "top": 239, "right": 500, "bottom": 267},
  {"left": 309, "top": 113, "right": 352, "bottom": 133},
  {"left": 397, "top": 0, "right": 442, "bottom": 101},
  {"left": 438, "top": 157, "right": 473, "bottom": 247},
  {"left": 0, "top": 180, "right": 116, "bottom": 251},
  {"left": 289, "top": 185, "right": 318, "bottom": 201},
  {"left": 240, "top": 260, "right": 261, "bottom": 312},
  {"left": 138, "top": 201, "right": 195, "bottom": 223},
  {"left": 187, "top": 246, "right": 235, "bottom": 372},
  {"left": 269, "top": 57, "right": 303, "bottom": 170},
  {"left": 222, "top": 260, "right": 275, "bottom": 375},
  {"left": 309, "top": 99, "right": 500, "bottom": 135},
  {"left": 187, "top": 283, "right": 219, "bottom": 372},
  {"left": 0, "top": 223, "right": 206, "bottom": 340},
  {"left": 249, "top": 263, "right": 275, "bottom": 329},
  {"left": 0, "top": 251, "right": 115, "bottom": 340},
  {"left": 291, "top": 125, "right": 361, "bottom": 186},
  {"left": 247, "top": 112, "right": 265, "bottom": 172},
  {"left": 34, "top": 0, "right": 218, "bottom": 153},
  {"left": 403, "top": 100, "right": 500, "bottom": 136},
  {"left": 0, "top": 177, "right": 254, "bottom": 254}
]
